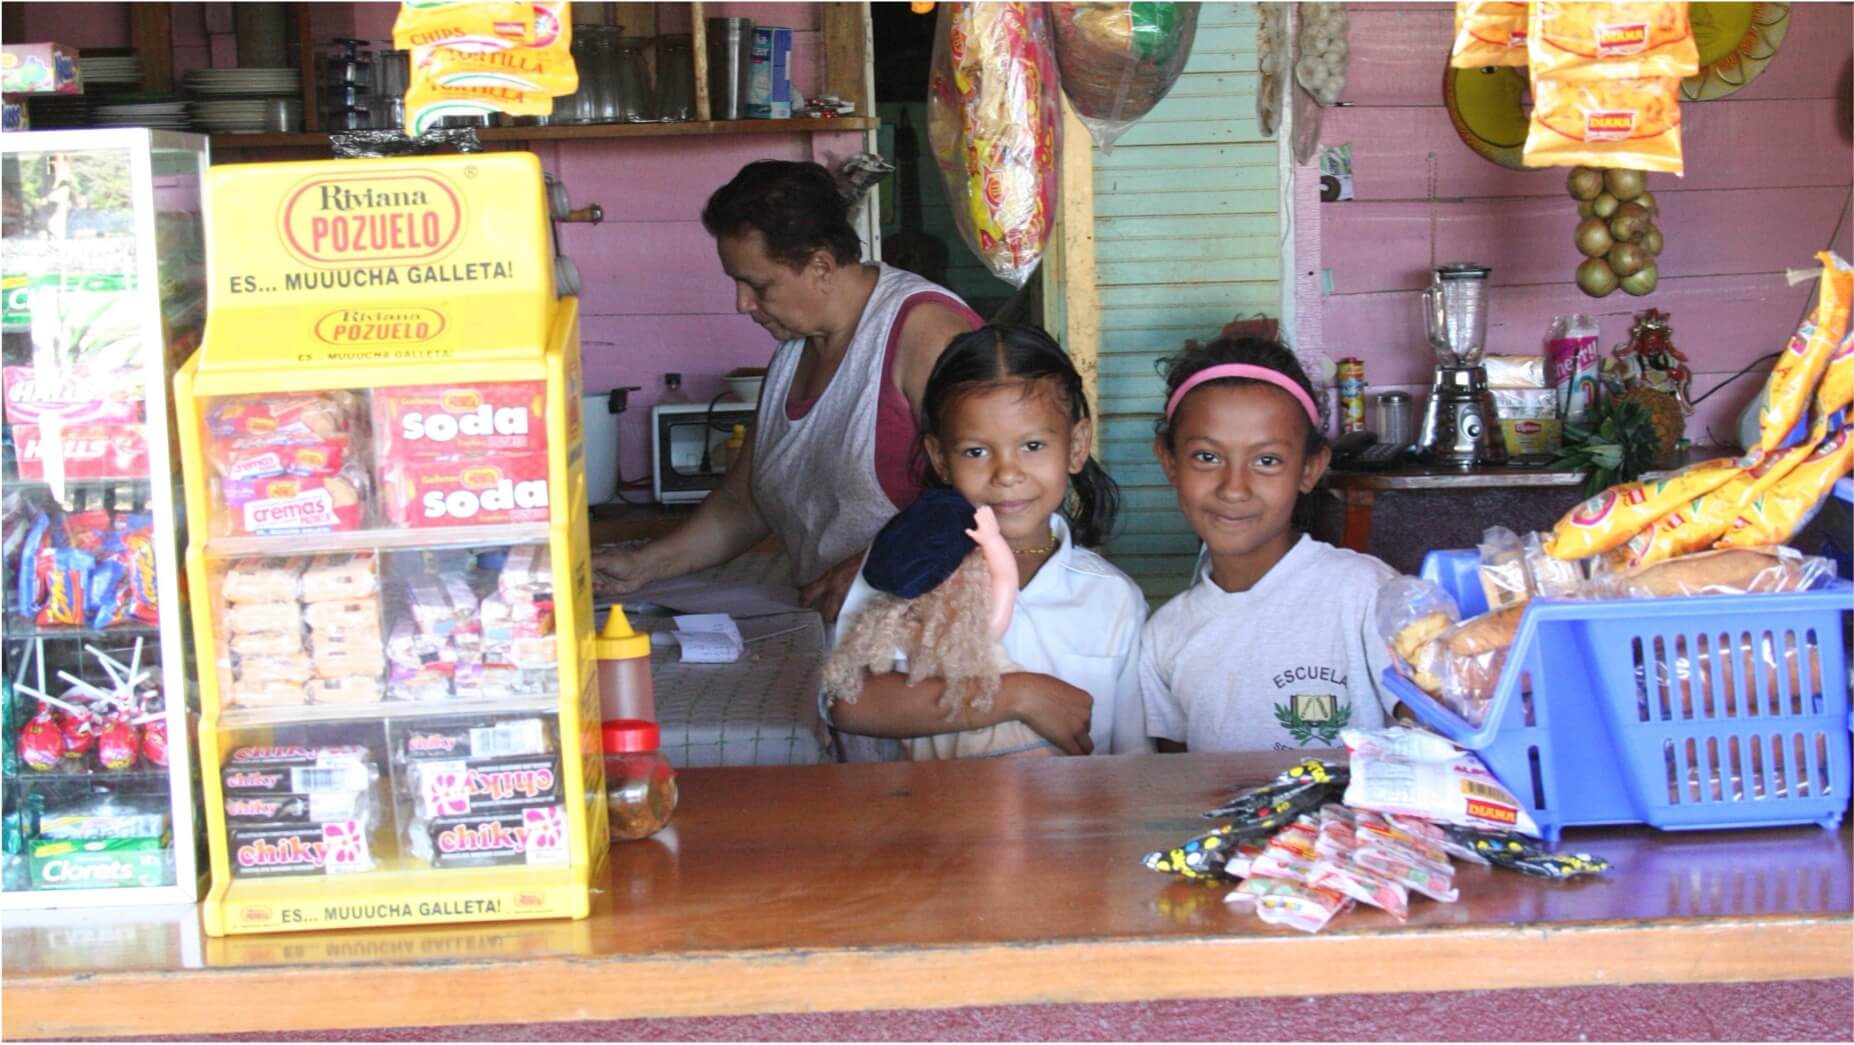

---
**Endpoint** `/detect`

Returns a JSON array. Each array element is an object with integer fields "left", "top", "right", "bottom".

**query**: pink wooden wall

[{"left": 1296, "top": 2, "right": 1854, "bottom": 449}]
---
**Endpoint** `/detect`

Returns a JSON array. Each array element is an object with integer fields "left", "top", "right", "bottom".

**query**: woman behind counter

[{"left": 592, "top": 160, "right": 981, "bottom": 620}]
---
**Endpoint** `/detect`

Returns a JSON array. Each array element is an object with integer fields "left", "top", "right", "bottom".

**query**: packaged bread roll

[
  {"left": 235, "top": 653, "right": 314, "bottom": 683},
  {"left": 229, "top": 630, "right": 304, "bottom": 658},
  {"left": 231, "top": 679, "right": 307, "bottom": 708},
  {"left": 306, "top": 675, "right": 384, "bottom": 706},
  {"left": 222, "top": 557, "right": 308, "bottom": 604},
  {"left": 304, "top": 599, "right": 382, "bottom": 636},
  {"left": 224, "top": 601, "right": 303, "bottom": 636},
  {"left": 301, "top": 553, "right": 377, "bottom": 604}
]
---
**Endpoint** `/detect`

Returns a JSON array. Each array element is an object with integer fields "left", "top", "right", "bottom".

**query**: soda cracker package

[
  {"left": 1523, "top": 74, "right": 1683, "bottom": 174},
  {"left": 373, "top": 381, "right": 545, "bottom": 459},
  {"left": 1527, "top": 1, "right": 1699, "bottom": 82},
  {"left": 1545, "top": 455, "right": 1740, "bottom": 560},
  {"left": 381, "top": 453, "right": 550, "bottom": 528},
  {"left": 1450, "top": 1, "right": 1529, "bottom": 68}
]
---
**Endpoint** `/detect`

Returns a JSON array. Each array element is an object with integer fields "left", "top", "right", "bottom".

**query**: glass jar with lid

[{"left": 602, "top": 719, "right": 676, "bottom": 841}]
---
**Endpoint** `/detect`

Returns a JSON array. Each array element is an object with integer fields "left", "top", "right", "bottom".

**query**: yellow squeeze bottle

[{"left": 595, "top": 606, "right": 655, "bottom": 722}]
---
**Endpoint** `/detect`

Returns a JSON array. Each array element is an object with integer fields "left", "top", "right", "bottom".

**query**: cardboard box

[
  {"left": 747, "top": 27, "right": 793, "bottom": 119},
  {"left": 2, "top": 43, "right": 82, "bottom": 94}
]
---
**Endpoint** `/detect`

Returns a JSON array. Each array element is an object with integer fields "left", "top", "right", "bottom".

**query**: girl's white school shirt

[
  {"left": 827, "top": 514, "right": 1153, "bottom": 755},
  {"left": 1141, "top": 533, "right": 1397, "bottom": 753}
]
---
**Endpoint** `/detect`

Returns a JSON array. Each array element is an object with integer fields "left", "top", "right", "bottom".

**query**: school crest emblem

[{"left": 1274, "top": 693, "right": 1350, "bottom": 746}]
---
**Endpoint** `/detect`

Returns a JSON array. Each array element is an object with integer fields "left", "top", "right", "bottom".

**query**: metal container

[
  {"left": 1376, "top": 391, "right": 1413, "bottom": 445},
  {"left": 706, "top": 17, "right": 752, "bottom": 120}
]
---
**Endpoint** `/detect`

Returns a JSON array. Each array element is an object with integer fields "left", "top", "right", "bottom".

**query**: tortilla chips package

[
  {"left": 394, "top": 1, "right": 577, "bottom": 133},
  {"left": 1545, "top": 455, "right": 1741, "bottom": 560},
  {"left": 928, "top": 1, "right": 1061, "bottom": 288},
  {"left": 1752, "top": 252, "right": 1854, "bottom": 457},
  {"left": 1522, "top": 73, "right": 1683, "bottom": 174},
  {"left": 1527, "top": 1, "right": 1699, "bottom": 82},
  {"left": 1604, "top": 442, "right": 1813, "bottom": 570},
  {"left": 1715, "top": 426, "right": 1854, "bottom": 549},
  {"left": 1450, "top": 1, "right": 1530, "bottom": 68}
]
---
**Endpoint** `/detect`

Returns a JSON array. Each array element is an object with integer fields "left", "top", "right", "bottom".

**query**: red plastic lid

[{"left": 602, "top": 719, "right": 660, "bottom": 754}]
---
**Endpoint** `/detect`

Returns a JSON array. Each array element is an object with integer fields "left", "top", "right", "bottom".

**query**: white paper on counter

[{"left": 672, "top": 613, "right": 744, "bottom": 663}]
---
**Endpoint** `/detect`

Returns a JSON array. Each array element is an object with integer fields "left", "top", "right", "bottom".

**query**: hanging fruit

[{"left": 1567, "top": 164, "right": 1663, "bottom": 298}]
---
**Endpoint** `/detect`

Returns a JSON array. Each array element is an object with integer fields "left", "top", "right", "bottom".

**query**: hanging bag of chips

[
  {"left": 1450, "top": 1, "right": 1530, "bottom": 69},
  {"left": 1050, "top": 2, "right": 1199, "bottom": 151},
  {"left": 928, "top": 1, "right": 1061, "bottom": 288},
  {"left": 394, "top": 1, "right": 578, "bottom": 134}
]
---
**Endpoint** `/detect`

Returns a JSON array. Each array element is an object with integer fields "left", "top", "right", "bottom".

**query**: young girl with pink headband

[{"left": 1139, "top": 336, "right": 1400, "bottom": 753}]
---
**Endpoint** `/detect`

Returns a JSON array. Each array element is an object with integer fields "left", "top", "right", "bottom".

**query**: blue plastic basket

[{"left": 1382, "top": 550, "right": 1854, "bottom": 842}]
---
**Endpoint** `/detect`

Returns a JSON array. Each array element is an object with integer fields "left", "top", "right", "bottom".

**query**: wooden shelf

[{"left": 209, "top": 117, "right": 877, "bottom": 151}]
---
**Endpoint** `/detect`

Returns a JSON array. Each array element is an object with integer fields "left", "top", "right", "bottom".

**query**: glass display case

[
  {"left": 177, "top": 152, "right": 603, "bottom": 935},
  {"left": 1, "top": 129, "right": 208, "bottom": 908}
]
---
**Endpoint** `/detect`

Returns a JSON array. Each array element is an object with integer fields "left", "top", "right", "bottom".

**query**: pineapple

[
  {"left": 1553, "top": 398, "right": 1664, "bottom": 496},
  {"left": 1612, "top": 385, "right": 1685, "bottom": 461}
]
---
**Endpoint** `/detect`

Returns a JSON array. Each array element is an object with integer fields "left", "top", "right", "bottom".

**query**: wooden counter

[{"left": 4, "top": 752, "right": 1850, "bottom": 1038}]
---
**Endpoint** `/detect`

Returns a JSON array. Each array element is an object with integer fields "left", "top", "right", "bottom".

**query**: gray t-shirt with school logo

[{"left": 1140, "top": 535, "right": 1398, "bottom": 752}]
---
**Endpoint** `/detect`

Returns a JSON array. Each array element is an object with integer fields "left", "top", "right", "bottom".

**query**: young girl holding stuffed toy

[
  {"left": 823, "top": 324, "right": 1149, "bottom": 758},
  {"left": 1140, "top": 336, "right": 1398, "bottom": 753}
]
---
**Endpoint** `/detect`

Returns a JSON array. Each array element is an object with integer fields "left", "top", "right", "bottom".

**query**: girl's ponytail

[{"left": 1065, "top": 456, "right": 1119, "bottom": 548}]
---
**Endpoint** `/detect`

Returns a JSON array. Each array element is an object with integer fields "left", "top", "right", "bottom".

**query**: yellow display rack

[{"left": 176, "top": 153, "right": 605, "bottom": 936}]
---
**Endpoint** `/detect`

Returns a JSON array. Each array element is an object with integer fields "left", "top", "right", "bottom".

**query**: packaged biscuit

[
  {"left": 306, "top": 675, "right": 385, "bottom": 705},
  {"left": 1450, "top": 1, "right": 1529, "bottom": 69},
  {"left": 409, "top": 753, "right": 561, "bottom": 819},
  {"left": 229, "top": 678, "right": 308, "bottom": 709},
  {"left": 301, "top": 553, "right": 378, "bottom": 603},
  {"left": 221, "top": 745, "right": 375, "bottom": 795},
  {"left": 1523, "top": 74, "right": 1683, "bottom": 174},
  {"left": 381, "top": 454, "right": 550, "bottom": 528},
  {"left": 373, "top": 382, "right": 546, "bottom": 460},
  {"left": 229, "top": 820, "right": 373, "bottom": 878},
  {"left": 228, "top": 630, "right": 303, "bottom": 657},
  {"left": 208, "top": 393, "right": 355, "bottom": 441},
  {"left": 223, "top": 791, "right": 369, "bottom": 827},
  {"left": 407, "top": 805, "right": 569, "bottom": 869},
  {"left": 211, "top": 435, "right": 349, "bottom": 482},
  {"left": 303, "top": 599, "right": 382, "bottom": 637},
  {"left": 222, "top": 557, "right": 309, "bottom": 604},
  {"left": 1527, "top": 1, "right": 1698, "bottom": 81},
  {"left": 1752, "top": 252, "right": 1853, "bottom": 457},
  {"left": 1716, "top": 426, "right": 1854, "bottom": 549},
  {"left": 400, "top": 717, "right": 553, "bottom": 763},
  {"left": 220, "top": 472, "right": 365, "bottom": 536},
  {"left": 224, "top": 600, "right": 302, "bottom": 636},
  {"left": 234, "top": 652, "right": 316, "bottom": 683},
  {"left": 310, "top": 638, "right": 388, "bottom": 680},
  {"left": 1545, "top": 455, "right": 1740, "bottom": 560}
]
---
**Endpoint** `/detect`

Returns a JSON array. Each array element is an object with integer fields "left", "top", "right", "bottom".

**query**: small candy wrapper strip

[
  {"left": 1227, "top": 876, "right": 1352, "bottom": 934},
  {"left": 1439, "top": 825, "right": 1612, "bottom": 880},
  {"left": 1353, "top": 845, "right": 1460, "bottom": 903},
  {"left": 1526, "top": 1, "right": 1698, "bottom": 81},
  {"left": 1308, "top": 855, "right": 1410, "bottom": 922},
  {"left": 1383, "top": 811, "right": 1491, "bottom": 866},
  {"left": 300, "top": 553, "right": 378, "bottom": 604},
  {"left": 1716, "top": 426, "right": 1854, "bottom": 549},
  {"left": 388, "top": 619, "right": 461, "bottom": 670},
  {"left": 390, "top": 664, "right": 454, "bottom": 703},
  {"left": 1450, "top": 1, "right": 1529, "bottom": 68},
  {"left": 222, "top": 556, "right": 310, "bottom": 604},
  {"left": 223, "top": 790, "right": 369, "bottom": 827},
  {"left": 1352, "top": 810, "right": 1458, "bottom": 880},
  {"left": 230, "top": 820, "right": 373, "bottom": 878},
  {"left": 2, "top": 365, "right": 143, "bottom": 424},
  {"left": 1342, "top": 726, "right": 1542, "bottom": 838},
  {"left": 1752, "top": 252, "right": 1852, "bottom": 457},
  {"left": 1203, "top": 759, "right": 1348, "bottom": 819},
  {"left": 10, "top": 422, "right": 149, "bottom": 481}
]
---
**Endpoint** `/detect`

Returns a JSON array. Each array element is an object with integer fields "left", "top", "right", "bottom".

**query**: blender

[{"left": 1417, "top": 263, "right": 1507, "bottom": 469}]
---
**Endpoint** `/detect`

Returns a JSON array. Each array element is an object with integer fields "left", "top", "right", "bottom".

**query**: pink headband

[{"left": 1163, "top": 364, "right": 1321, "bottom": 425}]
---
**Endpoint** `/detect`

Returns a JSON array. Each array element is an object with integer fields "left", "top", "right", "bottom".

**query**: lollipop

[
  {"left": 19, "top": 708, "right": 65, "bottom": 771},
  {"left": 97, "top": 714, "right": 141, "bottom": 771}
]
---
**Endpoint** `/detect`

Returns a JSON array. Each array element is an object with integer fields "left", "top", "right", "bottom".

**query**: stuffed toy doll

[{"left": 822, "top": 488, "right": 1057, "bottom": 759}]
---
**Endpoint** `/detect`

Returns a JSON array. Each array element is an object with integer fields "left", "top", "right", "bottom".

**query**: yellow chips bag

[
  {"left": 1451, "top": 2, "right": 1530, "bottom": 68},
  {"left": 1754, "top": 252, "right": 1854, "bottom": 455},
  {"left": 1604, "top": 443, "right": 1814, "bottom": 570},
  {"left": 1545, "top": 456, "right": 1741, "bottom": 561},
  {"left": 1527, "top": 1, "right": 1698, "bottom": 81},
  {"left": 1716, "top": 426, "right": 1854, "bottom": 549},
  {"left": 1522, "top": 73, "right": 1683, "bottom": 173},
  {"left": 394, "top": 1, "right": 576, "bottom": 133}
]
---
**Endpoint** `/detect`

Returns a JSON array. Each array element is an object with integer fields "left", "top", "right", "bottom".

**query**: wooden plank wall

[
  {"left": 1299, "top": 2, "right": 1854, "bottom": 449},
  {"left": 1092, "top": 2, "right": 1279, "bottom": 600}
]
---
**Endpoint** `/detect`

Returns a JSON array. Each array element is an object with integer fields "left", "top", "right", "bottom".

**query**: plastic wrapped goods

[
  {"left": 1050, "top": 2, "right": 1199, "bottom": 151},
  {"left": 928, "top": 2, "right": 1061, "bottom": 288}
]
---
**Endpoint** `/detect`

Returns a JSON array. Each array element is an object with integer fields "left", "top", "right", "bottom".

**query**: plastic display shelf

[
  {"left": 203, "top": 522, "right": 552, "bottom": 559},
  {"left": 219, "top": 692, "right": 559, "bottom": 729},
  {"left": 4, "top": 765, "right": 176, "bottom": 786},
  {"left": 3, "top": 620, "right": 162, "bottom": 642}
]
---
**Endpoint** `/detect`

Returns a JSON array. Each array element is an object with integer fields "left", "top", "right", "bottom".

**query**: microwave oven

[{"left": 651, "top": 400, "right": 757, "bottom": 503}]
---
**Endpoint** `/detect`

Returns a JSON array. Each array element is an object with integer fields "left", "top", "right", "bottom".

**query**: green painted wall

[{"left": 1091, "top": 2, "right": 1281, "bottom": 600}]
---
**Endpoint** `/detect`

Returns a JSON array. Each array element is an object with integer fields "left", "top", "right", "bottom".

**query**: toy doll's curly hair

[{"left": 821, "top": 553, "right": 1012, "bottom": 720}]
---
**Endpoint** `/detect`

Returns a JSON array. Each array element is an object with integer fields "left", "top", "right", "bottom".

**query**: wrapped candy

[
  {"left": 141, "top": 716, "right": 169, "bottom": 769},
  {"left": 928, "top": 1, "right": 1060, "bottom": 288},
  {"left": 19, "top": 708, "right": 64, "bottom": 771},
  {"left": 97, "top": 714, "right": 140, "bottom": 771}
]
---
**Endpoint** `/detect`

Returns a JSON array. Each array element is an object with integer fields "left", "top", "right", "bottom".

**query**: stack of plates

[
  {"left": 92, "top": 99, "right": 191, "bottom": 129},
  {"left": 182, "top": 67, "right": 301, "bottom": 97},
  {"left": 82, "top": 54, "right": 143, "bottom": 88},
  {"left": 23, "top": 95, "right": 92, "bottom": 128},
  {"left": 191, "top": 98, "right": 302, "bottom": 134}
]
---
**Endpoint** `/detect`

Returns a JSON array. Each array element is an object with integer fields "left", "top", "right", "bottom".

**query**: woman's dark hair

[
  {"left": 1153, "top": 334, "right": 1327, "bottom": 455},
  {"left": 700, "top": 160, "right": 861, "bottom": 269},
  {"left": 919, "top": 324, "right": 1120, "bottom": 548}
]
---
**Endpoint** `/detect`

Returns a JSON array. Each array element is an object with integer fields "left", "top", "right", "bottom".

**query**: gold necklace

[{"left": 1012, "top": 528, "right": 1058, "bottom": 556}]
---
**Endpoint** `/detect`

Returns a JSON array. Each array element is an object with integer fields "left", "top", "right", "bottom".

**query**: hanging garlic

[{"left": 1294, "top": 2, "right": 1350, "bottom": 107}]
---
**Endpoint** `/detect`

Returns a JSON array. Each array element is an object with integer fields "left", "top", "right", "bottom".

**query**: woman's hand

[
  {"left": 798, "top": 551, "right": 864, "bottom": 622},
  {"left": 1003, "top": 673, "right": 1094, "bottom": 756},
  {"left": 592, "top": 543, "right": 664, "bottom": 598}
]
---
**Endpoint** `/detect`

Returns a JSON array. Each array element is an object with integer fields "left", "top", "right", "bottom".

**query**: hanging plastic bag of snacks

[
  {"left": 1050, "top": 2, "right": 1199, "bottom": 151},
  {"left": 1450, "top": 1, "right": 1529, "bottom": 68},
  {"left": 1522, "top": 74, "right": 1684, "bottom": 174},
  {"left": 927, "top": 1, "right": 1061, "bottom": 288},
  {"left": 1527, "top": 1, "right": 1699, "bottom": 83},
  {"left": 394, "top": 1, "right": 578, "bottom": 133}
]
